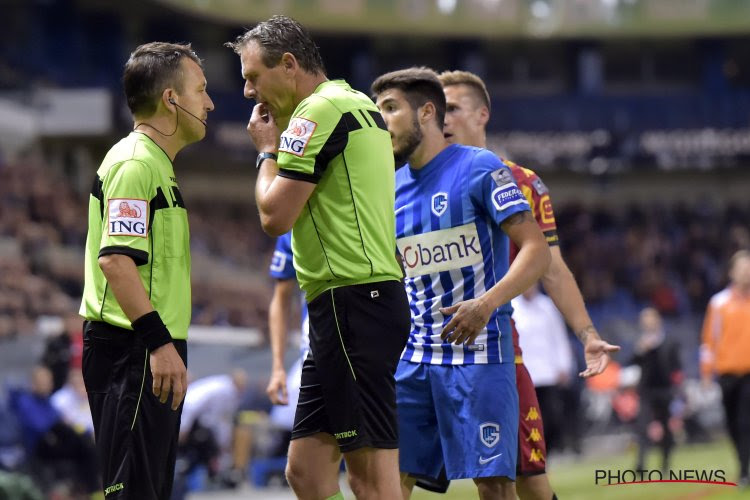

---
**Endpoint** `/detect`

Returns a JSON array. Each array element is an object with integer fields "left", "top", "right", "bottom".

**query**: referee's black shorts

[
  {"left": 82, "top": 320, "right": 187, "bottom": 500},
  {"left": 292, "top": 280, "right": 410, "bottom": 452}
]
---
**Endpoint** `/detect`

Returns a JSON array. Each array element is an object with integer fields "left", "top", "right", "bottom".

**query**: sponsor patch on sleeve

[
  {"left": 279, "top": 117, "right": 317, "bottom": 157},
  {"left": 490, "top": 168, "right": 513, "bottom": 187},
  {"left": 491, "top": 184, "right": 528, "bottom": 213},
  {"left": 107, "top": 198, "right": 148, "bottom": 237}
]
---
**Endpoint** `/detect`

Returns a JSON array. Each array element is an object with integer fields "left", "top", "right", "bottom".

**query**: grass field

[{"left": 411, "top": 439, "right": 747, "bottom": 500}]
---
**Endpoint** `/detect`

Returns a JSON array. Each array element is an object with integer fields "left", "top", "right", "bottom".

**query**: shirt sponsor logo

[
  {"left": 397, "top": 223, "right": 482, "bottom": 278},
  {"left": 279, "top": 117, "right": 317, "bottom": 157},
  {"left": 491, "top": 183, "right": 527, "bottom": 213},
  {"left": 431, "top": 192, "right": 448, "bottom": 217},
  {"left": 108, "top": 198, "right": 147, "bottom": 237},
  {"left": 480, "top": 422, "right": 501, "bottom": 448}
]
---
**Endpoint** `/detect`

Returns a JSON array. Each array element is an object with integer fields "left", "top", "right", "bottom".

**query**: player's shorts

[
  {"left": 516, "top": 361, "right": 548, "bottom": 475},
  {"left": 291, "top": 280, "right": 410, "bottom": 452},
  {"left": 397, "top": 360, "right": 518, "bottom": 481},
  {"left": 82, "top": 320, "right": 187, "bottom": 500}
]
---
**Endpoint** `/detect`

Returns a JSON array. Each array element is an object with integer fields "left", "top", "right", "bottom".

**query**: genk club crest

[
  {"left": 479, "top": 422, "right": 501, "bottom": 448},
  {"left": 431, "top": 192, "right": 448, "bottom": 217}
]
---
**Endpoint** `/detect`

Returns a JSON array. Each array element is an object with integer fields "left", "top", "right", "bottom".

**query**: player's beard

[{"left": 393, "top": 116, "right": 423, "bottom": 165}]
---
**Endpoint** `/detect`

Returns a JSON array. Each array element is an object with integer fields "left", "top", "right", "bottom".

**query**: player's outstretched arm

[
  {"left": 441, "top": 211, "right": 550, "bottom": 345},
  {"left": 267, "top": 278, "right": 296, "bottom": 404},
  {"left": 540, "top": 247, "right": 620, "bottom": 377}
]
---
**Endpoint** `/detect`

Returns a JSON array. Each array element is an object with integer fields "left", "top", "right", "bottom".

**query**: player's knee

[
  {"left": 474, "top": 476, "right": 515, "bottom": 499},
  {"left": 285, "top": 458, "right": 308, "bottom": 492},
  {"left": 347, "top": 469, "right": 370, "bottom": 498}
]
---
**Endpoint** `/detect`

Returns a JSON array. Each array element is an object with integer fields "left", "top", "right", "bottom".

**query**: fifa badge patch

[
  {"left": 431, "top": 192, "right": 448, "bottom": 217},
  {"left": 279, "top": 117, "right": 317, "bottom": 157},
  {"left": 107, "top": 199, "right": 147, "bottom": 237},
  {"left": 479, "top": 422, "right": 501, "bottom": 448}
]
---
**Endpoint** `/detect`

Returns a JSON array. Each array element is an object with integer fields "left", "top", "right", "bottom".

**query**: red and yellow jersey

[
  {"left": 506, "top": 160, "right": 560, "bottom": 361},
  {"left": 508, "top": 161, "right": 559, "bottom": 262}
]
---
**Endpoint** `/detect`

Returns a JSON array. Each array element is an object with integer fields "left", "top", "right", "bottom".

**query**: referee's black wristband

[{"left": 131, "top": 311, "right": 173, "bottom": 352}]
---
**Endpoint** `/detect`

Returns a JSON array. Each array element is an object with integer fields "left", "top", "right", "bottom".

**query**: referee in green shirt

[
  {"left": 227, "top": 16, "right": 410, "bottom": 500},
  {"left": 79, "top": 42, "right": 213, "bottom": 499}
]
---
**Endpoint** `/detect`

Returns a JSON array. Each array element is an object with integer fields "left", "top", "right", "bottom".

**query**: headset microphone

[{"left": 169, "top": 98, "right": 206, "bottom": 127}]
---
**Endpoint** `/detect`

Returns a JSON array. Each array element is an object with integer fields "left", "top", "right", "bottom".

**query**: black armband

[{"left": 131, "top": 311, "right": 173, "bottom": 351}]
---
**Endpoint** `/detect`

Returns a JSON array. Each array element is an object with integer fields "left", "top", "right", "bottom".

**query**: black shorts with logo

[
  {"left": 82, "top": 320, "right": 187, "bottom": 500},
  {"left": 292, "top": 280, "right": 410, "bottom": 452}
]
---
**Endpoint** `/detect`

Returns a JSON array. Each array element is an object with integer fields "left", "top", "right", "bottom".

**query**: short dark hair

[
  {"left": 371, "top": 67, "right": 446, "bottom": 127},
  {"left": 438, "top": 70, "right": 491, "bottom": 113},
  {"left": 123, "top": 42, "right": 201, "bottom": 117},
  {"left": 225, "top": 15, "right": 325, "bottom": 75}
]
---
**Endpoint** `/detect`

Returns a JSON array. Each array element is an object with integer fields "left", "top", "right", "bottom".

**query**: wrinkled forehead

[{"left": 240, "top": 41, "right": 267, "bottom": 73}]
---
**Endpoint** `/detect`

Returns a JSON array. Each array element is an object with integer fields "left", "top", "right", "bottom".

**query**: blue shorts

[{"left": 396, "top": 360, "right": 518, "bottom": 481}]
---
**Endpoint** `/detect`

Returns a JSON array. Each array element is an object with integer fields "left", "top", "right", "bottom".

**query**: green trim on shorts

[
  {"left": 331, "top": 289, "right": 356, "bottom": 381},
  {"left": 324, "top": 493, "right": 344, "bottom": 500},
  {"left": 131, "top": 349, "right": 149, "bottom": 431}
]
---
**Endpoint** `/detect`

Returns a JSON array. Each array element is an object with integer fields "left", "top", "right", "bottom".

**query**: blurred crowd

[
  {"left": 1, "top": 151, "right": 748, "bottom": 494},
  {"left": 0, "top": 155, "right": 275, "bottom": 339},
  {"left": 557, "top": 200, "right": 750, "bottom": 317},
  {"left": 2, "top": 154, "right": 747, "bottom": 341}
]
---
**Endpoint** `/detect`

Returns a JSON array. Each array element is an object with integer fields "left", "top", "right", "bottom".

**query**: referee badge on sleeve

[
  {"left": 280, "top": 117, "right": 317, "bottom": 157},
  {"left": 108, "top": 198, "right": 148, "bottom": 237}
]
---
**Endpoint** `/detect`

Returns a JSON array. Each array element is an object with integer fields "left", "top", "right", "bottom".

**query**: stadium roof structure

[{"left": 156, "top": 0, "right": 750, "bottom": 38}]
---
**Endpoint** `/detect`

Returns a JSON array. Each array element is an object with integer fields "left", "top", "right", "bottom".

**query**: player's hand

[
  {"left": 150, "top": 342, "right": 187, "bottom": 410},
  {"left": 266, "top": 367, "right": 288, "bottom": 405},
  {"left": 579, "top": 338, "right": 620, "bottom": 378},
  {"left": 247, "top": 103, "right": 279, "bottom": 154},
  {"left": 439, "top": 298, "right": 492, "bottom": 345}
]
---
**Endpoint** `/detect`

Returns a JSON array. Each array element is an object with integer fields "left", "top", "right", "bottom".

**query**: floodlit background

[{"left": 0, "top": 0, "right": 749, "bottom": 498}]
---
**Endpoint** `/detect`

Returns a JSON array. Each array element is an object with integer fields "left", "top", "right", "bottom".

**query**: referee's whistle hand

[{"left": 150, "top": 343, "right": 188, "bottom": 410}]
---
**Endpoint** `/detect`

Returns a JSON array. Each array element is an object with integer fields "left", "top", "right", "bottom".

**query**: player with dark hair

[
  {"left": 373, "top": 67, "right": 551, "bottom": 500},
  {"left": 228, "top": 16, "right": 410, "bottom": 500},
  {"left": 80, "top": 42, "right": 214, "bottom": 499}
]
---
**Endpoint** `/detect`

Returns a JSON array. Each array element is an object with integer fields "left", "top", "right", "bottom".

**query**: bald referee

[{"left": 79, "top": 42, "right": 213, "bottom": 499}]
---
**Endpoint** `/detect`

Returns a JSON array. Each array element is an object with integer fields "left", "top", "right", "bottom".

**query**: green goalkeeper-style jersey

[
  {"left": 79, "top": 132, "right": 191, "bottom": 339},
  {"left": 277, "top": 79, "right": 402, "bottom": 301}
]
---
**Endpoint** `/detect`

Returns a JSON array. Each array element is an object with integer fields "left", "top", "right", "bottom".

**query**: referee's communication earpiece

[{"left": 168, "top": 98, "right": 176, "bottom": 105}]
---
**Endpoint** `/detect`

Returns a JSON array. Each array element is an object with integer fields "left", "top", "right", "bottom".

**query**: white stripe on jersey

[{"left": 496, "top": 198, "right": 528, "bottom": 212}]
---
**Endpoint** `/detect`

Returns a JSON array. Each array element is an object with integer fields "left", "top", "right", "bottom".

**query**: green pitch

[{"left": 411, "top": 439, "right": 746, "bottom": 500}]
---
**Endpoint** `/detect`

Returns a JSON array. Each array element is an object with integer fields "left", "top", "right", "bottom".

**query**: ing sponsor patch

[
  {"left": 108, "top": 198, "right": 148, "bottom": 237},
  {"left": 279, "top": 117, "right": 317, "bottom": 157}
]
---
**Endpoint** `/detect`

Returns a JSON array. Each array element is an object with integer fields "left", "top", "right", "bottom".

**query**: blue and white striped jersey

[
  {"left": 395, "top": 144, "right": 530, "bottom": 365},
  {"left": 269, "top": 232, "right": 309, "bottom": 358}
]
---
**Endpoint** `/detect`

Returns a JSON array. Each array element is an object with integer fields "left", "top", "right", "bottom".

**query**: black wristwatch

[{"left": 256, "top": 151, "right": 278, "bottom": 170}]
